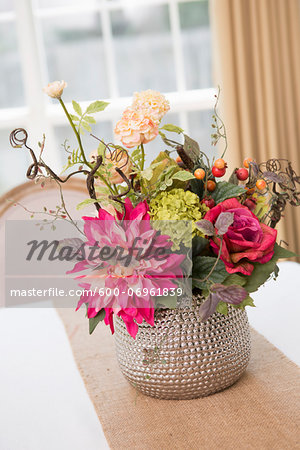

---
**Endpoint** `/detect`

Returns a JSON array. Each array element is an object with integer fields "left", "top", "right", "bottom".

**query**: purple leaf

[
  {"left": 262, "top": 171, "right": 284, "bottom": 183},
  {"left": 199, "top": 293, "right": 220, "bottom": 321},
  {"left": 211, "top": 283, "right": 248, "bottom": 305},
  {"left": 249, "top": 161, "right": 259, "bottom": 177},
  {"left": 215, "top": 212, "right": 234, "bottom": 235},
  {"left": 195, "top": 219, "right": 215, "bottom": 236},
  {"left": 199, "top": 283, "right": 248, "bottom": 322}
]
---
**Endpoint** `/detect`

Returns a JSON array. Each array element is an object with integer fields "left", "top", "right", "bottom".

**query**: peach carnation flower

[
  {"left": 43, "top": 80, "right": 67, "bottom": 99},
  {"left": 89, "top": 149, "right": 132, "bottom": 185},
  {"left": 114, "top": 108, "right": 158, "bottom": 149},
  {"left": 132, "top": 90, "right": 170, "bottom": 123}
]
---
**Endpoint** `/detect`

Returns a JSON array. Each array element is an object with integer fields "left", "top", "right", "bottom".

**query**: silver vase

[{"left": 114, "top": 297, "right": 251, "bottom": 400}]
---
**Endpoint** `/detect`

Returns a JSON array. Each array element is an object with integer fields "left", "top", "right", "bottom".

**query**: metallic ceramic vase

[{"left": 114, "top": 297, "right": 251, "bottom": 400}]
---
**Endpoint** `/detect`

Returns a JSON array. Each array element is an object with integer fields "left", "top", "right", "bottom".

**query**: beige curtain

[{"left": 211, "top": 0, "right": 300, "bottom": 258}]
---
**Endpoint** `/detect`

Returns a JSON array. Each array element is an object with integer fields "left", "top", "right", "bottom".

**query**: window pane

[
  {"left": 187, "top": 110, "right": 218, "bottom": 159},
  {"left": 111, "top": 5, "right": 176, "bottom": 96},
  {"left": 0, "top": 130, "right": 29, "bottom": 194},
  {"left": 0, "top": 22, "right": 25, "bottom": 108},
  {"left": 36, "top": 0, "right": 89, "bottom": 8},
  {"left": 179, "top": 1, "right": 212, "bottom": 90},
  {"left": 0, "top": 0, "right": 13, "bottom": 12},
  {"left": 41, "top": 13, "right": 109, "bottom": 102}
]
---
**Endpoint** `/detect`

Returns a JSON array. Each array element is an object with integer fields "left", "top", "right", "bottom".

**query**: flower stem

[
  {"left": 140, "top": 143, "right": 145, "bottom": 171},
  {"left": 59, "top": 98, "right": 91, "bottom": 169}
]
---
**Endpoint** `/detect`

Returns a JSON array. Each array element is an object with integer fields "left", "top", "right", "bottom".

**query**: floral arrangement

[{"left": 10, "top": 82, "right": 299, "bottom": 338}]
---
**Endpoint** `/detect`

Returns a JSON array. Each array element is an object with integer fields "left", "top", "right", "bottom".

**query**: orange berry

[
  {"left": 246, "top": 187, "right": 255, "bottom": 196},
  {"left": 243, "top": 157, "right": 254, "bottom": 168},
  {"left": 206, "top": 180, "right": 216, "bottom": 192},
  {"left": 214, "top": 158, "right": 227, "bottom": 169},
  {"left": 256, "top": 179, "right": 267, "bottom": 190},
  {"left": 194, "top": 168, "right": 206, "bottom": 180},
  {"left": 176, "top": 156, "right": 182, "bottom": 163}
]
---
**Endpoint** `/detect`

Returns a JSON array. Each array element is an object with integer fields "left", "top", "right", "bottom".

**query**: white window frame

[{"left": 2, "top": 0, "right": 216, "bottom": 169}]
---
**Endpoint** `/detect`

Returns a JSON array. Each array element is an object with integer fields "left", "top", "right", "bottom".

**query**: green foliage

[
  {"left": 86, "top": 100, "right": 109, "bottom": 114},
  {"left": 216, "top": 292, "right": 255, "bottom": 314},
  {"left": 76, "top": 198, "right": 100, "bottom": 210},
  {"left": 69, "top": 114, "right": 80, "bottom": 122},
  {"left": 62, "top": 147, "right": 84, "bottom": 173},
  {"left": 272, "top": 243, "right": 296, "bottom": 259},
  {"left": 243, "top": 243, "right": 296, "bottom": 293},
  {"left": 89, "top": 309, "right": 106, "bottom": 335},
  {"left": 189, "top": 178, "right": 205, "bottom": 198},
  {"left": 137, "top": 151, "right": 196, "bottom": 195},
  {"left": 84, "top": 115, "right": 97, "bottom": 124},
  {"left": 210, "top": 181, "right": 245, "bottom": 204},
  {"left": 192, "top": 235, "right": 209, "bottom": 256},
  {"left": 160, "top": 124, "right": 184, "bottom": 134},
  {"left": 131, "top": 146, "right": 144, "bottom": 169},
  {"left": 216, "top": 301, "right": 228, "bottom": 315},
  {"left": 81, "top": 121, "right": 92, "bottom": 132},
  {"left": 70, "top": 99, "right": 109, "bottom": 135},
  {"left": 233, "top": 295, "right": 255, "bottom": 309},
  {"left": 172, "top": 171, "right": 195, "bottom": 182},
  {"left": 72, "top": 100, "right": 82, "bottom": 116},
  {"left": 192, "top": 256, "right": 227, "bottom": 289},
  {"left": 223, "top": 273, "right": 247, "bottom": 287}
]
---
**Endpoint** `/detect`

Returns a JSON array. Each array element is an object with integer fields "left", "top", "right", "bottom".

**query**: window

[{"left": 0, "top": 0, "right": 216, "bottom": 194}]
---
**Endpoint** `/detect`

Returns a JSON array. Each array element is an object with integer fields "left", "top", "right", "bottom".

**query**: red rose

[{"left": 204, "top": 198, "right": 277, "bottom": 275}]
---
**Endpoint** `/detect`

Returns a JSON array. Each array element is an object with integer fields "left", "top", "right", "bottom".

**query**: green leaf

[
  {"left": 210, "top": 181, "right": 245, "bottom": 204},
  {"left": 72, "top": 100, "right": 82, "bottom": 116},
  {"left": 69, "top": 114, "right": 80, "bottom": 122},
  {"left": 160, "top": 124, "right": 184, "bottom": 134},
  {"left": 192, "top": 256, "right": 227, "bottom": 289},
  {"left": 141, "top": 168, "right": 154, "bottom": 181},
  {"left": 76, "top": 198, "right": 100, "bottom": 210},
  {"left": 243, "top": 243, "right": 295, "bottom": 293},
  {"left": 190, "top": 178, "right": 204, "bottom": 198},
  {"left": 86, "top": 101, "right": 109, "bottom": 114},
  {"left": 81, "top": 121, "right": 92, "bottom": 132},
  {"left": 216, "top": 301, "right": 228, "bottom": 315},
  {"left": 84, "top": 115, "right": 97, "bottom": 124},
  {"left": 233, "top": 294, "right": 255, "bottom": 309},
  {"left": 192, "top": 235, "right": 209, "bottom": 256},
  {"left": 223, "top": 273, "right": 247, "bottom": 287},
  {"left": 89, "top": 309, "right": 105, "bottom": 334},
  {"left": 273, "top": 243, "right": 296, "bottom": 259},
  {"left": 172, "top": 171, "right": 195, "bottom": 181}
]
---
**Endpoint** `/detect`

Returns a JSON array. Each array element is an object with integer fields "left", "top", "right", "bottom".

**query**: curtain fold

[{"left": 211, "top": 0, "right": 300, "bottom": 258}]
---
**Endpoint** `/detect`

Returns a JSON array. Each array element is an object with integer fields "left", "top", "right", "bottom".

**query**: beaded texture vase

[{"left": 114, "top": 298, "right": 251, "bottom": 400}]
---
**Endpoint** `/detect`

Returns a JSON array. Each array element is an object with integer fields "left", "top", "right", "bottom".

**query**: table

[{"left": 0, "top": 261, "right": 299, "bottom": 450}]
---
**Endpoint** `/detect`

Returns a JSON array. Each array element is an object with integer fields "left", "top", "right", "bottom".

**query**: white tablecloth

[{"left": 0, "top": 261, "right": 299, "bottom": 450}]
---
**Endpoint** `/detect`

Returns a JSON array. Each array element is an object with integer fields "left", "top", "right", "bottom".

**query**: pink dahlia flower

[{"left": 70, "top": 199, "right": 185, "bottom": 338}]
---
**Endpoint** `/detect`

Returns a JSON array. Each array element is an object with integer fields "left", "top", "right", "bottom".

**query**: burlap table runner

[{"left": 57, "top": 307, "right": 299, "bottom": 449}]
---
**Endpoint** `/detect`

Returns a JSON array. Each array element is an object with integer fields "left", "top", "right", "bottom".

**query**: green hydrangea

[{"left": 150, "top": 188, "right": 208, "bottom": 250}]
